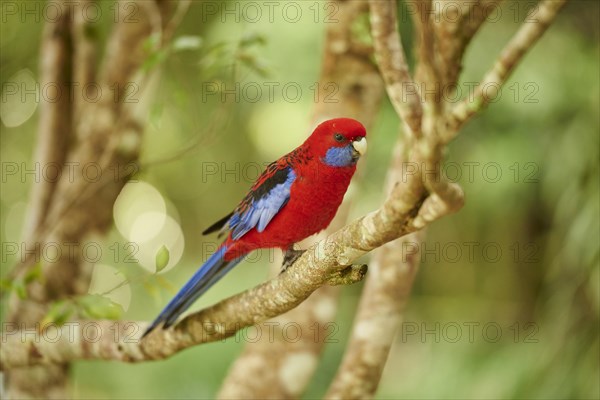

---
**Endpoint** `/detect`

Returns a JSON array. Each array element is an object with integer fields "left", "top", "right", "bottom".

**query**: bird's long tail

[{"left": 143, "top": 244, "right": 243, "bottom": 336}]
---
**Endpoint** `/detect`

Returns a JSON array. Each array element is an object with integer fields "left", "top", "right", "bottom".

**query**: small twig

[
  {"left": 369, "top": 0, "right": 423, "bottom": 138},
  {"left": 162, "top": 0, "right": 191, "bottom": 45},
  {"left": 448, "top": 0, "right": 568, "bottom": 136},
  {"left": 434, "top": 0, "right": 504, "bottom": 87},
  {"left": 71, "top": 0, "right": 98, "bottom": 128},
  {"left": 413, "top": 0, "right": 443, "bottom": 127},
  {"left": 139, "top": 97, "right": 231, "bottom": 168}
]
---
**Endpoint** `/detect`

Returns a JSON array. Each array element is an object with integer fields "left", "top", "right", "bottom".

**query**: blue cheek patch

[{"left": 323, "top": 145, "right": 355, "bottom": 167}]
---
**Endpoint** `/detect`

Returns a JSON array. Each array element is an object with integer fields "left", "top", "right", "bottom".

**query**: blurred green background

[{"left": 1, "top": 1, "right": 598, "bottom": 399}]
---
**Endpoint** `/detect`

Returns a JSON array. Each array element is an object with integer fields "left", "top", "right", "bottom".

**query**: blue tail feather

[{"left": 143, "top": 245, "right": 244, "bottom": 336}]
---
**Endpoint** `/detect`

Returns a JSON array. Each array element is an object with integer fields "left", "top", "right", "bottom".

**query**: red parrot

[{"left": 144, "top": 118, "right": 367, "bottom": 335}]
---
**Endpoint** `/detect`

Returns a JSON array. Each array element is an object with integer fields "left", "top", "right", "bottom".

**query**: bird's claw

[{"left": 280, "top": 248, "right": 306, "bottom": 274}]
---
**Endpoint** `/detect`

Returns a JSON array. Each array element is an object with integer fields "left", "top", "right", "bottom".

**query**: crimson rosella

[{"left": 144, "top": 118, "right": 367, "bottom": 335}]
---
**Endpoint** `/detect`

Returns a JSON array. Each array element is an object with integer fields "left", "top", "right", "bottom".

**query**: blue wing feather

[
  {"left": 229, "top": 167, "right": 296, "bottom": 240},
  {"left": 201, "top": 164, "right": 296, "bottom": 240}
]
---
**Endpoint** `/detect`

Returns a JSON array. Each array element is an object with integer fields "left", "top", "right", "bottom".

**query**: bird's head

[{"left": 305, "top": 118, "right": 367, "bottom": 168}]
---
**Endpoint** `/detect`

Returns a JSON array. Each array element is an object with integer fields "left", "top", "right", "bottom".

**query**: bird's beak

[{"left": 352, "top": 137, "right": 367, "bottom": 157}]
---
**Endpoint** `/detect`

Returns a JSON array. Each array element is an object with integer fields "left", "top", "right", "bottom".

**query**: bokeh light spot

[
  {"left": 1, "top": 69, "right": 38, "bottom": 128},
  {"left": 113, "top": 181, "right": 166, "bottom": 242},
  {"left": 134, "top": 215, "right": 185, "bottom": 274}
]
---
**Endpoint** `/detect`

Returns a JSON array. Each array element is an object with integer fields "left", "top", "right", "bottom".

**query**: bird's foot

[{"left": 281, "top": 248, "right": 306, "bottom": 274}]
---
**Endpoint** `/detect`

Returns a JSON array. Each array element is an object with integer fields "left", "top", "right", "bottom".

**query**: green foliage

[
  {"left": 78, "top": 294, "right": 124, "bottom": 320},
  {"left": 350, "top": 11, "right": 373, "bottom": 48},
  {"left": 155, "top": 245, "right": 170, "bottom": 273},
  {"left": 0, "top": 262, "right": 43, "bottom": 300},
  {"left": 172, "top": 35, "right": 203, "bottom": 51},
  {"left": 42, "top": 300, "right": 76, "bottom": 327}
]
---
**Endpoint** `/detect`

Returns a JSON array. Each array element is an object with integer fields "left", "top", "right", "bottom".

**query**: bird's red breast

[{"left": 224, "top": 118, "right": 366, "bottom": 259}]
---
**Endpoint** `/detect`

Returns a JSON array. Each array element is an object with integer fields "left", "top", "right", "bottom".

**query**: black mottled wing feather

[
  {"left": 202, "top": 212, "right": 234, "bottom": 236},
  {"left": 246, "top": 163, "right": 291, "bottom": 202},
  {"left": 201, "top": 160, "right": 295, "bottom": 239}
]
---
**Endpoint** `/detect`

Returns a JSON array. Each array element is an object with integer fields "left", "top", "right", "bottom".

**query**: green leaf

[
  {"left": 172, "top": 35, "right": 203, "bottom": 51},
  {"left": 142, "top": 49, "right": 168, "bottom": 72},
  {"left": 13, "top": 281, "right": 26, "bottom": 299},
  {"left": 43, "top": 300, "right": 74, "bottom": 326},
  {"left": 237, "top": 53, "right": 271, "bottom": 78},
  {"left": 350, "top": 11, "right": 373, "bottom": 48},
  {"left": 239, "top": 32, "right": 266, "bottom": 48},
  {"left": 141, "top": 33, "right": 167, "bottom": 72},
  {"left": 24, "top": 262, "right": 42, "bottom": 284},
  {"left": 155, "top": 245, "right": 170, "bottom": 273},
  {"left": 78, "top": 294, "right": 124, "bottom": 320},
  {"left": 0, "top": 278, "right": 13, "bottom": 291},
  {"left": 150, "top": 103, "right": 164, "bottom": 130},
  {"left": 143, "top": 33, "right": 161, "bottom": 52},
  {"left": 143, "top": 280, "right": 160, "bottom": 301},
  {"left": 198, "top": 42, "right": 230, "bottom": 77},
  {"left": 204, "top": 41, "right": 229, "bottom": 55}
]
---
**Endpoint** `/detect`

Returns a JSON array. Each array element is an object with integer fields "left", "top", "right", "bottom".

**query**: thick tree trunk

[{"left": 6, "top": 2, "right": 176, "bottom": 397}]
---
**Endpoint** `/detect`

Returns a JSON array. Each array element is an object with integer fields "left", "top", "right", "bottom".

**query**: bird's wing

[{"left": 202, "top": 162, "right": 296, "bottom": 240}]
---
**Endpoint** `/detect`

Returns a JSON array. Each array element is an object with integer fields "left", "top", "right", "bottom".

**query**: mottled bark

[
  {"left": 325, "top": 231, "right": 424, "bottom": 400},
  {"left": 433, "top": 0, "right": 504, "bottom": 87},
  {"left": 8, "top": 3, "right": 74, "bottom": 397},
  {"left": 369, "top": 0, "right": 423, "bottom": 137},
  {"left": 71, "top": 0, "right": 97, "bottom": 125},
  {"left": 21, "top": 0, "right": 73, "bottom": 245}
]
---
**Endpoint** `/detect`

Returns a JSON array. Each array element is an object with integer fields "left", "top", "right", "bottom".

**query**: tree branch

[
  {"left": 6, "top": 1, "right": 180, "bottom": 397},
  {"left": 369, "top": 0, "right": 423, "bottom": 137},
  {"left": 413, "top": 0, "right": 442, "bottom": 101},
  {"left": 449, "top": 0, "right": 568, "bottom": 133},
  {"left": 434, "top": 0, "right": 504, "bottom": 87},
  {"left": 1, "top": 264, "right": 366, "bottom": 369},
  {"left": 71, "top": 0, "right": 97, "bottom": 127},
  {"left": 325, "top": 231, "right": 424, "bottom": 399},
  {"left": 1, "top": 158, "right": 459, "bottom": 370},
  {"left": 0, "top": 259, "right": 359, "bottom": 368},
  {"left": 21, "top": 0, "right": 73, "bottom": 244},
  {"left": 7, "top": 3, "right": 74, "bottom": 397}
]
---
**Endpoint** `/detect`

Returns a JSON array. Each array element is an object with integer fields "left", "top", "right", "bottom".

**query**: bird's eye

[{"left": 334, "top": 133, "right": 345, "bottom": 142}]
